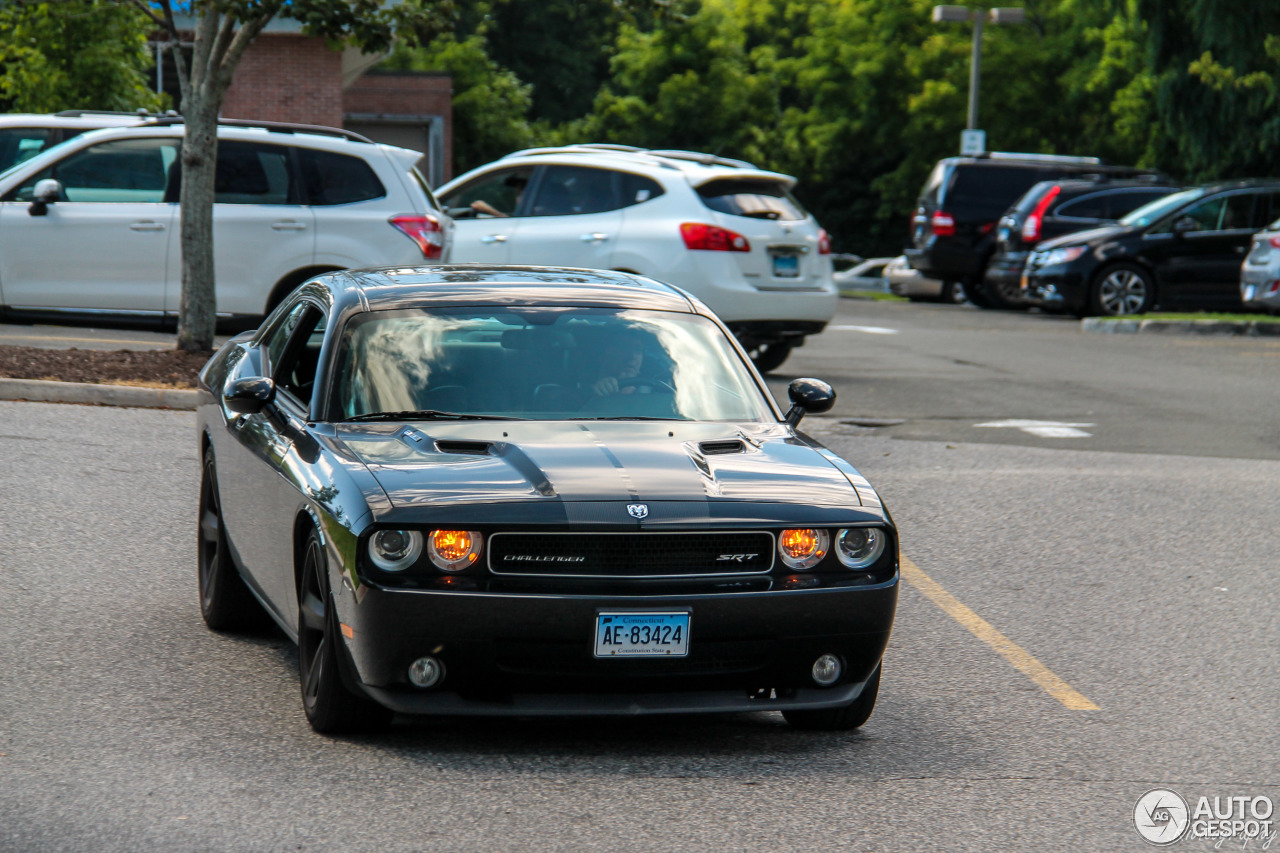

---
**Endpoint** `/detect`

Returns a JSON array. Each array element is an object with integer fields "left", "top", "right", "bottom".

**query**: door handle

[
  {"left": 480, "top": 234, "right": 508, "bottom": 244},
  {"left": 129, "top": 221, "right": 165, "bottom": 232},
  {"left": 271, "top": 221, "right": 308, "bottom": 231},
  {"left": 580, "top": 233, "right": 610, "bottom": 242}
]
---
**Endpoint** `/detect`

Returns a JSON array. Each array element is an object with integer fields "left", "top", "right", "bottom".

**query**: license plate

[
  {"left": 771, "top": 253, "right": 800, "bottom": 278},
  {"left": 1243, "top": 285, "right": 1257, "bottom": 301},
  {"left": 594, "top": 611, "right": 689, "bottom": 657}
]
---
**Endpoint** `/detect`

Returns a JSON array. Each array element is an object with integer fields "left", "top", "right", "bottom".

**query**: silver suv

[
  {"left": 0, "top": 119, "right": 452, "bottom": 323},
  {"left": 0, "top": 110, "right": 159, "bottom": 173},
  {"left": 436, "top": 145, "right": 837, "bottom": 372}
]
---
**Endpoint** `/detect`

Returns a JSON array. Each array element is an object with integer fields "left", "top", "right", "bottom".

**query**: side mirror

[
  {"left": 28, "top": 178, "right": 61, "bottom": 217},
  {"left": 784, "top": 378, "right": 836, "bottom": 427},
  {"left": 225, "top": 376, "right": 276, "bottom": 415},
  {"left": 1172, "top": 216, "right": 1199, "bottom": 235}
]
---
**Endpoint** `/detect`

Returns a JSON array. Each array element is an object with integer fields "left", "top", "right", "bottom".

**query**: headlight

[
  {"left": 835, "top": 527, "right": 886, "bottom": 569},
  {"left": 427, "top": 529, "right": 483, "bottom": 572},
  {"left": 778, "top": 528, "right": 829, "bottom": 571},
  {"left": 1042, "top": 246, "right": 1087, "bottom": 266},
  {"left": 368, "top": 529, "right": 423, "bottom": 572}
]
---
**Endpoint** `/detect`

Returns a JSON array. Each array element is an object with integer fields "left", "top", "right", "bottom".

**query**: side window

[
  {"left": 528, "top": 165, "right": 620, "bottom": 216},
  {"left": 296, "top": 147, "right": 384, "bottom": 205},
  {"left": 1251, "top": 192, "right": 1280, "bottom": 229},
  {"left": 617, "top": 172, "right": 664, "bottom": 207},
  {"left": 0, "top": 128, "right": 55, "bottom": 172},
  {"left": 1105, "top": 190, "right": 1173, "bottom": 220},
  {"left": 439, "top": 166, "right": 534, "bottom": 218},
  {"left": 268, "top": 304, "right": 327, "bottom": 405},
  {"left": 5, "top": 137, "right": 180, "bottom": 203},
  {"left": 216, "top": 142, "right": 293, "bottom": 205},
  {"left": 264, "top": 302, "right": 310, "bottom": 375},
  {"left": 1166, "top": 196, "right": 1226, "bottom": 232},
  {"left": 1054, "top": 193, "right": 1107, "bottom": 220}
]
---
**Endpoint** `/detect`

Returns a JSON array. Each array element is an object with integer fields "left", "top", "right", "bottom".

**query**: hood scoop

[
  {"left": 698, "top": 439, "right": 746, "bottom": 455},
  {"left": 434, "top": 439, "right": 495, "bottom": 456}
]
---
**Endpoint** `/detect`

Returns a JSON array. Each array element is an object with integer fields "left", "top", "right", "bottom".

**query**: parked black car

[
  {"left": 1023, "top": 180, "right": 1280, "bottom": 316},
  {"left": 904, "top": 153, "right": 1160, "bottom": 307},
  {"left": 983, "top": 177, "right": 1183, "bottom": 309},
  {"left": 197, "top": 265, "right": 898, "bottom": 734}
]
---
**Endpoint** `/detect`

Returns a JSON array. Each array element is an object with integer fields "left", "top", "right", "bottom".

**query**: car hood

[
  {"left": 1036, "top": 223, "right": 1130, "bottom": 250},
  {"left": 332, "top": 420, "right": 873, "bottom": 521}
]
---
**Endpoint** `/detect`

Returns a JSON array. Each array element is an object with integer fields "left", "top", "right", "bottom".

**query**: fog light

[
  {"left": 408, "top": 656, "right": 445, "bottom": 689},
  {"left": 811, "top": 654, "right": 842, "bottom": 686}
]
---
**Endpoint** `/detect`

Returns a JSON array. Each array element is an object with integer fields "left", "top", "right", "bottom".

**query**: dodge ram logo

[{"left": 627, "top": 504, "right": 649, "bottom": 519}]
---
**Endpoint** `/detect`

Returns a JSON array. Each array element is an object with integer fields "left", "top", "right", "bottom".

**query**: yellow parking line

[{"left": 900, "top": 555, "right": 1100, "bottom": 711}]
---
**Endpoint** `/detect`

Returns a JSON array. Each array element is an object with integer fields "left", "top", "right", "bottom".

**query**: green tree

[
  {"left": 138, "top": 0, "right": 453, "bottom": 352},
  {"left": 0, "top": 0, "right": 162, "bottom": 113}
]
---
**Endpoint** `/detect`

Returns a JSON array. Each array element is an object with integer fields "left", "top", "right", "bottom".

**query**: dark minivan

[
  {"left": 904, "top": 153, "right": 1159, "bottom": 307},
  {"left": 1023, "top": 180, "right": 1280, "bottom": 316},
  {"left": 983, "top": 177, "right": 1183, "bottom": 308}
]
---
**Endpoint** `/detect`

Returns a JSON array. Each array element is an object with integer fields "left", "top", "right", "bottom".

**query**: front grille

[{"left": 488, "top": 531, "right": 776, "bottom": 578}]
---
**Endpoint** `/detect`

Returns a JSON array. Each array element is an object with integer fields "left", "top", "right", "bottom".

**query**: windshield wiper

[{"left": 346, "top": 410, "right": 525, "bottom": 422}]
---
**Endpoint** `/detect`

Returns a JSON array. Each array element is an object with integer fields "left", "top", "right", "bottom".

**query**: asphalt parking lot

[{"left": 1, "top": 300, "right": 1276, "bottom": 851}]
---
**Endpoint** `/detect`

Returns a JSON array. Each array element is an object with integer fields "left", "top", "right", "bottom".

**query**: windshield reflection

[
  {"left": 1120, "top": 187, "right": 1204, "bottom": 228},
  {"left": 332, "top": 307, "right": 775, "bottom": 423}
]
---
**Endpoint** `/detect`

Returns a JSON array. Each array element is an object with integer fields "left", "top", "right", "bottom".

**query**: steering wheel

[{"left": 618, "top": 376, "right": 676, "bottom": 394}]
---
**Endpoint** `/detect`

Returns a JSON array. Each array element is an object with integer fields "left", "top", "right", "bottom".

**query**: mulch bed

[{"left": 0, "top": 346, "right": 211, "bottom": 389}]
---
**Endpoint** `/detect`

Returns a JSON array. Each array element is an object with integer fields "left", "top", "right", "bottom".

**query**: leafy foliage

[{"left": 0, "top": 0, "right": 163, "bottom": 113}]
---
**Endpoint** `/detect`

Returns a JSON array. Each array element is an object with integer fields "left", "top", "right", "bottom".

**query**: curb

[
  {"left": 0, "top": 377, "right": 197, "bottom": 410},
  {"left": 1081, "top": 318, "right": 1280, "bottom": 336}
]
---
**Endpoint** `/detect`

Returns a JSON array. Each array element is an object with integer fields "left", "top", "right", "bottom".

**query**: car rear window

[
  {"left": 297, "top": 148, "right": 385, "bottom": 205},
  {"left": 945, "top": 165, "right": 1051, "bottom": 208},
  {"left": 697, "top": 179, "right": 807, "bottom": 221}
]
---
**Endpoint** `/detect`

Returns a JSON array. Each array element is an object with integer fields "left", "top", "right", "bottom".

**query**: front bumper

[
  {"left": 1024, "top": 265, "right": 1088, "bottom": 312},
  {"left": 333, "top": 576, "right": 898, "bottom": 716}
]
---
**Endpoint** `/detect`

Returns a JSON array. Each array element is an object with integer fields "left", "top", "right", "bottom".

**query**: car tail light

[
  {"left": 1269, "top": 236, "right": 1280, "bottom": 249},
  {"left": 930, "top": 211, "right": 956, "bottom": 237},
  {"left": 1267, "top": 281, "right": 1280, "bottom": 296},
  {"left": 817, "top": 228, "right": 832, "bottom": 255},
  {"left": 1021, "top": 185, "right": 1062, "bottom": 244},
  {"left": 390, "top": 214, "right": 445, "bottom": 259},
  {"left": 680, "top": 222, "right": 750, "bottom": 252}
]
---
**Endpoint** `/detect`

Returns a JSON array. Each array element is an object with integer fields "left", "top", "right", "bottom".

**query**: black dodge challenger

[{"left": 197, "top": 265, "right": 898, "bottom": 733}]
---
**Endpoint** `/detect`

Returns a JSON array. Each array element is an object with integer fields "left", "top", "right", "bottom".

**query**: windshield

[
  {"left": 331, "top": 307, "right": 775, "bottom": 423},
  {"left": 1120, "top": 187, "right": 1205, "bottom": 228}
]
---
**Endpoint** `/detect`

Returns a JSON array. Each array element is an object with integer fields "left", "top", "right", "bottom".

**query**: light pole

[{"left": 932, "top": 5, "right": 1025, "bottom": 152}]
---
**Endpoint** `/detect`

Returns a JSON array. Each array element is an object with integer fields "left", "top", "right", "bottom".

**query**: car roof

[
  {"left": 471, "top": 144, "right": 798, "bottom": 190},
  {"left": 0, "top": 112, "right": 152, "bottom": 131},
  {"left": 325, "top": 265, "right": 702, "bottom": 315},
  {"left": 1195, "top": 178, "right": 1280, "bottom": 193}
]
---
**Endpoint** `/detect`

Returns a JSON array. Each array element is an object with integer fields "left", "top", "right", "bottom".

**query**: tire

[
  {"left": 1089, "top": 263, "right": 1155, "bottom": 316},
  {"left": 747, "top": 340, "right": 794, "bottom": 374},
  {"left": 939, "top": 280, "right": 969, "bottom": 305},
  {"left": 964, "top": 280, "right": 992, "bottom": 309},
  {"left": 982, "top": 278, "right": 1029, "bottom": 311},
  {"left": 782, "top": 663, "right": 881, "bottom": 731},
  {"left": 298, "top": 528, "right": 392, "bottom": 734},
  {"left": 198, "top": 448, "right": 261, "bottom": 631}
]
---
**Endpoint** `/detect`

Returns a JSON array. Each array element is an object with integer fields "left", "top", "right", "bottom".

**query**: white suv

[
  {"left": 0, "top": 119, "right": 451, "bottom": 323},
  {"left": 0, "top": 110, "right": 160, "bottom": 173},
  {"left": 436, "top": 145, "right": 837, "bottom": 372}
]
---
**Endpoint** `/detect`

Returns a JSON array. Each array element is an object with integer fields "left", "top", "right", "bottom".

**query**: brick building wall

[
  {"left": 220, "top": 34, "right": 344, "bottom": 127},
  {"left": 343, "top": 72, "right": 453, "bottom": 183}
]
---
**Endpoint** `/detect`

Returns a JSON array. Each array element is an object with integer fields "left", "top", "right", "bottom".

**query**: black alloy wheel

[
  {"left": 298, "top": 528, "right": 392, "bottom": 734},
  {"left": 782, "top": 664, "right": 881, "bottom": 731},
  {"left": 747, "top": 340, "right": 794, "bottom": 374},
  {"left": 1089, "top": 262, "right": 1155, "bottom": 316},
  {"left": 198, "top": 448, "right": 259, "bottom": 631}
]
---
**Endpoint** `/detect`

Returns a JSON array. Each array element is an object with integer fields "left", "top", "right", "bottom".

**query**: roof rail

[
  {"left": 55, "top": 109, "right": 179, "bottom": 118},
  {"left": 979, "top": 152, "right": 1104, "bottom": 165},
  {"left": 501, "top": 143, "right": 758, "bottom": 170},
  {"left": 139, "top": 115, "right": 374, "bottom": 143}
]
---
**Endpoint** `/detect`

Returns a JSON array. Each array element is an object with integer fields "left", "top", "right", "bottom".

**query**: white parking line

[
  {"left": 829, "top": 325, "right": 900, "bottom": 335},
  {"left": 975, "top": 419, "right": 1094, "bottom": 438}
]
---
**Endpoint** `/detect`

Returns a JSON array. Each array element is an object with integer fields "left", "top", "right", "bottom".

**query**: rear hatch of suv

[{"left": 690, "top": 174, "right": 829, "bottom": 290}]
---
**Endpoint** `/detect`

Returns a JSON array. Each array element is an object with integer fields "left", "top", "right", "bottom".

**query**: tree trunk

[{"left": 175, "top": 94, "right": 220, "bottom": 353}]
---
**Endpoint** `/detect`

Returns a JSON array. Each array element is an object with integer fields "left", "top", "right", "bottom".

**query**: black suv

[
  {"left": 983, "top": 177, "right": 1183, "bottom": 308},
  {"left": 904, "top": 153, "right": 1159, "bottom": 306},
  {"left": 1023, "top": 180, "right": 1280, "bottom": 316}
]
